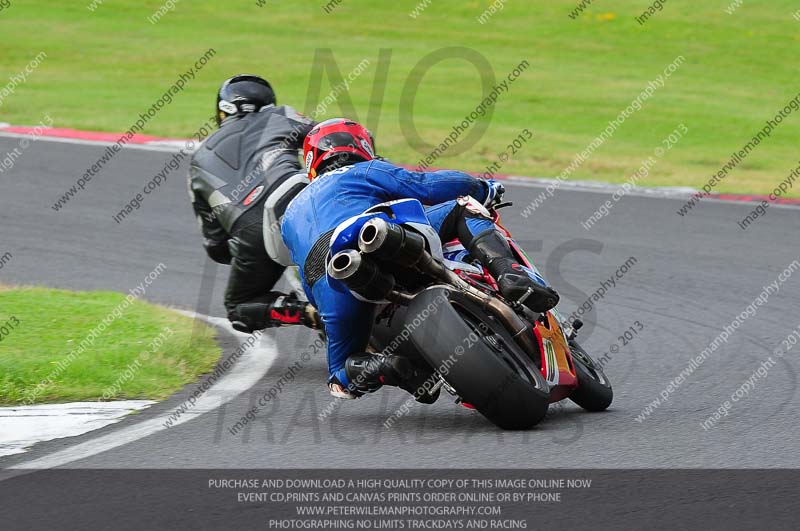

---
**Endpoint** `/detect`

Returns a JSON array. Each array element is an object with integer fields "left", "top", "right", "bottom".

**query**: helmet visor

[{"left": 318, "top": 132, "right": 359, "bottom": 151}]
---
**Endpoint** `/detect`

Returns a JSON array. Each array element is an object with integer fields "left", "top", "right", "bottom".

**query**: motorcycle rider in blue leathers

[{"left": 281, "top": 119, "right": 559, "bottom": 400}]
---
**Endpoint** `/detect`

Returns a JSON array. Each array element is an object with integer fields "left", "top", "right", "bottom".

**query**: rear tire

[
  {"left": 568, "top": 340, "right": 613, "bottom": 412},
  {"left": 407, "top": 287, "right": 550, "bottom": 430}
]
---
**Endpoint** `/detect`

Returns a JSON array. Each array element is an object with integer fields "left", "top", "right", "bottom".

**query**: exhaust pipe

[
  {"left": 328, "top": 249, "right": 363, "bottom": 281},
  {"left": 328, "top": 249, "right": 396, "bottom": 301},
  {"left": 352, "top": 222, "right": 537, "bottom": 355},
  {"left": 358, "top": 218, "right": 425, "bottom": 266}
]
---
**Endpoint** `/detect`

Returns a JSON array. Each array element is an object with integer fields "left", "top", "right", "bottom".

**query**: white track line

[
  {"left": 0, "top": 400, "right": 156, "bottom": 458},
  {"left": 2, "top": 312, "right": 277, "bottom": 472}
]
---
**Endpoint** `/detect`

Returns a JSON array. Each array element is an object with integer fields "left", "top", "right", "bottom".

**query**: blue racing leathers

[{"left": 281, "top": 159, "right": 491, "bottom": 387}]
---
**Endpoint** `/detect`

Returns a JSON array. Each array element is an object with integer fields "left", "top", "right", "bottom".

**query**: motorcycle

[{"left": 325, "top": 198, "right": 612, "bottom": 430}]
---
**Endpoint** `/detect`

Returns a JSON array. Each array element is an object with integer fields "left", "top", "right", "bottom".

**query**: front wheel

[
  {"left": 407, "top": 287, "right": 550, "bottom": 430},
  {"left": 568, "top": 340, "right": 613, "bottom": 412}
]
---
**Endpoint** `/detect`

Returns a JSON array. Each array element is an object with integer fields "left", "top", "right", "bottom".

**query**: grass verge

[
  {"left": 0, "top": 286, "right": 220, "bottom": 405},
  {"left": 0, "top": 1, "right": 798, "bottom": 195}
]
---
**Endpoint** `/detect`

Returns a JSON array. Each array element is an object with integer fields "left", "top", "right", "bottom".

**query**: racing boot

[
  {"left": 231, "top": 293, "right": 320, "bottom": 333},
  {"left": 402, "top": 358, "right": 441, "bottom": 404},
  {"left": 468, "top": 229, "right": 560, "bottom": 313},
  {"left": 344, "top": 353, "right": 441, "bottom": 403}
]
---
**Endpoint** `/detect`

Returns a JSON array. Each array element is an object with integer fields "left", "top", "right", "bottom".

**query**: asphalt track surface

[{"left": 1, "top": 135, "right": 799, "bottom": 470}]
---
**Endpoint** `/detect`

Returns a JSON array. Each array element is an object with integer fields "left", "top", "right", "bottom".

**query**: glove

[
  {"left": 203, "top": 238, "right": 232, "bottom": 264},
  {"left": 484, "top": 179, "right": 505, "bottom": 208}
]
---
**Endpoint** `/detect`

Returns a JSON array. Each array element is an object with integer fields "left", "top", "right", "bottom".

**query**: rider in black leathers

[{"left": 188, "top": 74, "right": 319, "bottom": 332}]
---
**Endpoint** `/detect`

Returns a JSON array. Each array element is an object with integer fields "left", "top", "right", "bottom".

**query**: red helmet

[{"left": 303, "top": 118, "right": 375, "bottom": 180}]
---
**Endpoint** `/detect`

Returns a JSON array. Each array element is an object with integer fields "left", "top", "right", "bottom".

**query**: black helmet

[{"left": 216, "top": 74, "right": 276, "bottom": 126}]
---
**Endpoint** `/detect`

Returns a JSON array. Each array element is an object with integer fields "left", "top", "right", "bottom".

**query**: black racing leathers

[{"left": 188, "top": 105, "right": 316, "bottom": 321}]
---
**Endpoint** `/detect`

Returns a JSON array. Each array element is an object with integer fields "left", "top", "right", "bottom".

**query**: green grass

[
  {"left": 1, "top": 1, "right": 799, "bottom": 195},
  {"left": 0, "top": 287, "right": 220, "bottom": 405}
]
